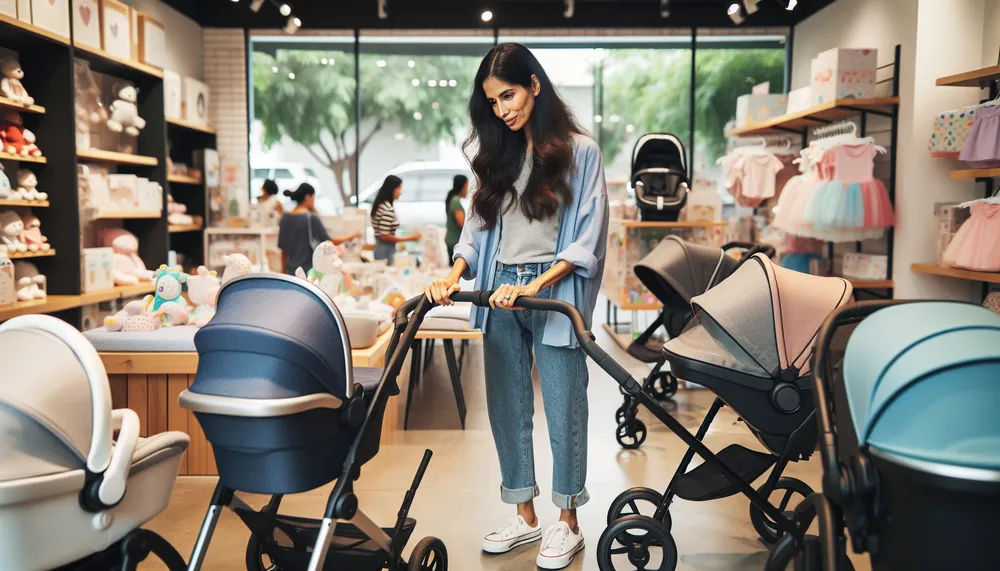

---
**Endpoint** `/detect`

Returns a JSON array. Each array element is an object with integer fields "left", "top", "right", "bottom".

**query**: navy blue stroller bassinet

[{"left": 179, "top": 274, "right": 448, "bottom": 571}]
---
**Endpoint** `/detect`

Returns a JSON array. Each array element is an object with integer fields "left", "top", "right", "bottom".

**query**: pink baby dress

[
  {"left": 943, "top": 202, "right": 1000, "bottom": 272},
  {"left": 959, "top": 104, "right": 1000, "bottom": 168}
]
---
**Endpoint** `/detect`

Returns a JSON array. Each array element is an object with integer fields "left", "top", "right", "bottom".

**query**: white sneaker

[
  {"left": 481, "top": 515, "right": 542, "bottom": 554},
  {"left": 536, "top": 522, "right": 585, "bottom": 570}
]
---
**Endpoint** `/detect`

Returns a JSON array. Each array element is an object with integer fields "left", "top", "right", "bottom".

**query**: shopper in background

[
  {"left": 444, "top": 174, "right": 469, "bottom": 263},
  {"left": 371, "top": 174, "right": 420, "bottom": 265},
  {"left": 257, "top": 179, "right": 284, "bottom": 227},
  {"left": 424, "top": 42, "right": 608, "bottom": 570},
  {"left": 278, "top": 183, "right": 361, "bottom": 275}
]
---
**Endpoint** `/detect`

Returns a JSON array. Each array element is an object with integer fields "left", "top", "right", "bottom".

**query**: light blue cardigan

[{"left": 453, "top": 133, "right": 610, "bottom": 348}]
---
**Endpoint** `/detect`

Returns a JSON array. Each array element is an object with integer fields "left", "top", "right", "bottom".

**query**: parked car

[
  {"left": 250, "top": 163, "right": 329, "bottom": 211},
  {"left": 355, "top": 161, "right": 474, "bottom": 229}
]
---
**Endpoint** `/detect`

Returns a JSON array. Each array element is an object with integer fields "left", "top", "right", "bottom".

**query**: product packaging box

[
  {"left": 810, "top": 48, "right": 877, "bottom": 105},
  {"left": 16, "top": 0, "right": 30, "bottom": 23},
  {"left": 842, "top": 253, "right": 888, "bottom": 280},
  {"left": 99, "top": 0, "right": 131, "bottom": 60},
  {"left": 31, "top": 0, "right": 70, "bottom": 38},
  {"left": 129, "top": 6, "right": 139, "bottom": 59},
  {"left": 164, "top": 70, "right": 182, "bottom": 119},
  {"left": 182, "top": 77, "right": 210, "bottom": 126},
  {"left": 137, "top": 14, "right": 165, "bottom": 68},
  {"left": 82, "top": 247, "right": 115, "bottom": 292},
  {"left": 138, "top": 178, "right": 162, "bottom": 211},
  {"left": 106, "top": 173, "right": 139, "bottom": 211},
  {"left": 735, "top": 94, "right": 787, "bottom": 127},
  {"left": 929, "top": 106, "right": 979, "bottom": 155},
  {"left": 72, "top": 0, "right": 102, "bottom": 49},
  {"left": 0, "top": 0, "right": 17, "bottom": 18},
  {"left": 785, "top": 87, "right": 812, "bottom": 114}
]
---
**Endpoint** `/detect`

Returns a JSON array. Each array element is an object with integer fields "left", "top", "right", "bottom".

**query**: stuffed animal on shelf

[
  {"left": 0, "top": 112, "right": 41, "bottom": 157},
  {"left": 299, "top": 241, "right": 354, "bottom": 299},
  {"left": 104, "top": 299, "right": 160, "bottom": 333},
  {"left": 150, "top": 265, "right": 190, "bottom": 327},
  {"left": 13, "top": 261, "right": 44, "bottom": 301},
  {"left": 0, "top": 164, "right": 10, "bottom": 199},
  {"left": 15, "top": 169, "right": 46, "bottom": 202},
  {"left": 0, "top": 252, "right": 15, "bottom": 305},
  {"left": 19, "top": 212, "right": 49, "bottom": 252},
  {"left": 167, "top": 195, "right": 194, "bottom": 225},
  {"left": 106, "top": 83, "right": 146, "bottom": 137},
  {"left": 102, "top": 228, "right": 152, "bottom": 285},
  {"left": 0, "top": 57, "right": 34, "bottom": 107},
  {"left": 0, "top": 210, "right": 27, "bottom": 253},
  {"left": 187, "top": 265, "right": 220, "bottom": 328},
  {"left": 221, "top": 253, "right": 252, "bottom": 284}
]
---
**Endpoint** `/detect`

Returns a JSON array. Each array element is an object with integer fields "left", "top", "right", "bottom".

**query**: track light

[
  {"left": 279, "top": 3, "right": 291, "bottom": 16},
  {"left": 743, "top": 0, "right": 761, "bottom": 14},
  {"left": 563, "top": 0, "right": 574, "bottom": 18},
  {"left": 284, "top": 15, "right": 300, "bottom": 34},
  {"left": 727, "top": 2, "right": 745, "bottom": 24},
  {"left": 249, "top": 0, "right": 265, "bottom": 12},
  {"left": 377, "top": 0, "right": 388, "bottom": 19},
  {"left": 779, "top": 0, "right": 798, "bottom": 9},
  {"left": 481, "top": 9, "right": 493, "bottom": 22},
  {"left": 660, "top": 0, "right": 670, "bottom": 18}
]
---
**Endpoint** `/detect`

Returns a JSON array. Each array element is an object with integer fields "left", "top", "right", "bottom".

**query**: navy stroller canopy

[
  {"left": 634, "top": 236, "right": 739, "bottom": 306},
  {"left": 842, "top": 302, "right": 1000, "bottom": 472}
]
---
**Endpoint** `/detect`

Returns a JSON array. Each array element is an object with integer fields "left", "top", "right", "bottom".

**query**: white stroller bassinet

[{"left": 0, "top": 315, "right": 190, "bottom": 571}]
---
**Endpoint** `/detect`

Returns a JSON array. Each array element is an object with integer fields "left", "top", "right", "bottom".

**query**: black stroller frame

[
  {"left": 185, "top": 285, "right": 450, "bottom": 571},
  {"left": 614, "top": 242, "right": 777, "bottom": 450}
]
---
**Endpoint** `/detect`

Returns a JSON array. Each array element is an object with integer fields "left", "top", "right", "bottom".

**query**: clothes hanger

[{"left": 959, "top": 187, "right": 1000, "bottom": 208}]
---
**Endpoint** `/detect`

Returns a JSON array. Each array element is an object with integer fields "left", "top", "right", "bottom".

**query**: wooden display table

[
  {"left": 99, "top": 328, "right": 395, "bottom": 476},
  {"left": 405, "top": 329, "right": 483, "bottom": 430}
]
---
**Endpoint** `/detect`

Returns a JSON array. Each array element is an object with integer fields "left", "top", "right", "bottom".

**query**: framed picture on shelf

[
  {"left": 72, "top": 0, "right": 102, "bottom": 50},
  {"left": 16, "top": 0, "right": 30, "bottom": 23},
  {"left": 164, "top": 70, "right": 182, "bottom": 119},
  {"left": 0, "top": 0, "right": 17, "bottom": 19},
  {"left": 182, "top": 77, "right": 210, "bottom": 126},
  {"left": 99, "top": 0, "right": 131, "bottom": 60},
  {"left": 138, "top": 15, "right": 166, "bottom": 69},
  {"left": 30, "top": 0, "right": 70, "bottom": 38}
]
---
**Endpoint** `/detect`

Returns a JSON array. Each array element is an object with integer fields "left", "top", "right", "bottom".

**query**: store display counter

[{"left": 97, "top": 328, "right": 395, "bottom": 476}]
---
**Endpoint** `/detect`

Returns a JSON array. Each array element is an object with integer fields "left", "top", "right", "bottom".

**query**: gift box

[
  {"left": 164, "top": 70, "right": 182, "bottom": 120},
  {"left": 99, "top": 0, "right": 131, "bottom": 60},
  {"left": 106, "top": 173, "right": 139, "bottom": 211},
  {"left": 811, "top": 48, "right": 877, "bottom": 105},
  {"left": 929, "top": 106, "right": 978, "bottom": 155},
  {"left": 138, "top": 178, "right": 163, "bottom": 211},
  {"left": 0, "top": 0, "right": 17, "bottom": 18},
  {"left": 786, "top": 87, "right": 812, "bottom": 114},
  {"left": 16, "top": 0, "right": 30, "bottom": 22},
  {"left": 735, "top": 94, "right": 788, "bottom": 127},
  {"left": 138, "top": 14, "right": 165, "bottom": 68},
  {"left": 30, "top": 0, "right": 69, "bottom": 37},
  {"left": 82, "top": 247, "right": 115, "bottom": 292},
  {"left": 72, "top": 0, "right": 102, "bottom": 49},
  {"left": 182, "top": 77, "right": 210, "bottom": 126},
  {"left": 842, "top": 253, "right": 888, "bottom": 280}
]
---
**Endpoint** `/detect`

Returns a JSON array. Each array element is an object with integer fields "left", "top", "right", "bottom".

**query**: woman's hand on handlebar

[
  {"left": 490, "top": 282, "right": 539, "bottom": 311},
  {"left": 425, "top": 277, "right": 461, "bottom": 306}
]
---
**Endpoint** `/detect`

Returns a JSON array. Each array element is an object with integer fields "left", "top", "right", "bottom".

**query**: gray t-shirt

[
  {"left": 496, "top": 157, "right": 560, "bottom": 265},
  {"left": 278, "top": 211, "right": 331, "bottom": 275}
]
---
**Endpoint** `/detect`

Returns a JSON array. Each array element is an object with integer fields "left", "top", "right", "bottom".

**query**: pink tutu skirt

[
  {"left": 773, "top": 175, "right": 813, "bottom": 233},
  {"left": 803, "top": 179, "right": 894, "bottom": 230},
  {"left": 943, "top": 202, "right": 1000, "bottom": 272}
]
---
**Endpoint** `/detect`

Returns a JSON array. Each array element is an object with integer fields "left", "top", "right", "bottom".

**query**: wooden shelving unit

[
  {"left": 169, "top": 221, "right": 204, "bottom": 233},
  {"left": 73, "top": 42, "right": 164, "bottom": 80},
  {"left": 95, "top": 210, "right": 163, "bottom": 220},
  {"left": 0, "top": 199, "right": 49, "bottom": 207},
  {"left": 936, "top": 65, "right": 1000, "bottom": 88},
  {"left": 949, "top": 167, "right": 1000, "bottom": 180},
  {"left": 911, "top": 263, "right": 1000, "bottom": 284},
  {"left": 0, "top": 283, "right": 155, "bottom": 322},
  {"left": 0, "top": 12, "right": 69, "bottom": 45},
  {"left": 8, "top": 249, "right": 56, "bottom": 260},
  {"left": 725, "top": 97, "right": 900, "bottom": 137},
  {"left": 167, "top": 118, "right": 216, "bottom": 135},
  {"left": 0, "top": 96, "right": 45, "bottom": 114},
  {"left": 168, "top": 173, "right": 203, "bottom": 185},
  {"left": 0, "top": 152, "right": 47, "bottom": 163},
  {"left": 167, "top": 118, "right": 216, "bottom": 270},
  {"left": 77, "top": 148, "right": 159, "bottom": 166}
]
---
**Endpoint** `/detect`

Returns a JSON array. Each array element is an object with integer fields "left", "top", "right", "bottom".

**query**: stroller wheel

[
  {"left": 615, "top": 404, "right": 628, "bottom": 424},
  {"left": 616, "top": 419, "right": 647, "bottom": 449},
  {"left": 607, "top": 487, "right": 672, "bottom": 540},
  {"left": 768, "top": 534, "right": 857, "bottom": 571},
  {"left": 408, "top": 536, "right": 448, "bottom": 571},
  {"left": 650, "top": 373, "right": 678, "bottom": 400},
  {"left": 245, "top": 536, "right": 280, "bottom": 571},
  {"left": 749, "top": 477, "right": 814, "bottom": 545},
  {"left": 597, "top": 515, "right": 677, "bottom": 571}
]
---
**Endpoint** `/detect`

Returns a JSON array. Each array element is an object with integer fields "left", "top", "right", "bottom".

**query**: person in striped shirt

[{"left": 370, "top": 174, "right": 420, "bottom": 265}]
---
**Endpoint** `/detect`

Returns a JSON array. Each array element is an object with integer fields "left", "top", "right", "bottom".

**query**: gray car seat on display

[{"left": 0, "top": 315, "right": 189, "bottom": 571}]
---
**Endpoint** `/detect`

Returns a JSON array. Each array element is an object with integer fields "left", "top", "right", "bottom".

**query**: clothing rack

[{"left": 812, "top": 120, "right": 858, "bottom": 140}]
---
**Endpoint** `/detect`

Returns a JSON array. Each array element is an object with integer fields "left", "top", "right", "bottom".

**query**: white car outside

[{"left": 356, "top": 161, "right": 474, "bottom": 230}]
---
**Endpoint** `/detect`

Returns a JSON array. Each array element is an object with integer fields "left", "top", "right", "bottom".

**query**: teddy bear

[
  {"left": 187, "top": 265, "right": 220, "bottom": 328},
  {"left": 167, "top": 195, "right": 194, "bottom": 226},
  {"left": 221, "top": 253, "right": 252, "bottom": 284},
  {"left": 102, "top": 228, "right": 152, "bottom": 285},
  {"left": 0, "top": 210, "right": 27, "bottom": 253},
  {"left": 0, "top": 253, "right": 14, "bottom": 305},
  {"left": 106, "top": 84, "right": 146, "bottom": 137},
  {"left": 0, "top": 164, "right": 10, "bottom": 199},
  {"left": 15, "top": 169, "right": 46, "bottom": 202},
  {"left": 13, "top": 261, "right": 44, "bottom": 301},
  {"left": 19, "top": 213, "right": 49, "bottom": 252},
  {"left": 1, "top": 57, "right": 34, "bottom": 107},
  {"left": 104, "top": 299, "right": 160, "bottom": 333},
  {"left": 0, "top": 112, "right": 41, "bottom": 157}
]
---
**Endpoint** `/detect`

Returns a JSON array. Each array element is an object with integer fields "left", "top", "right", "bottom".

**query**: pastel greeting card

[{"left": 72, "top": 0, "right": 101, "bottom": 49}]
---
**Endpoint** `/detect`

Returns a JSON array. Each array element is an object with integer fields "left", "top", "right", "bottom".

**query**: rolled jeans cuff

[
  {"left": 500, "top": 483, "right": 540, "bottom": 505},
  {"left": 553, "top": 487, "right": 590, "bottom": 510}
]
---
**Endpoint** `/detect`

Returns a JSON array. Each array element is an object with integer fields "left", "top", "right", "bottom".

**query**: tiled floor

[{"left": 144, "top": 318, "right": 870, "bottom": 571}]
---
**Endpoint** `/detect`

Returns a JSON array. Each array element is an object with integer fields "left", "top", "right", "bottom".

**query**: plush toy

[
  {"left": 104, "top": 299, "right": 160, "bottom": 333},
  {"left": 15, "top": 169, "right": 46, "bottom": 201},
  {"left": 20, "top": 213, "right": 49, "bottom": 252},
  {"left": 150, "top": 265, "right": 190, "bottom": 326},
  {"left": 0, "top": 253, "right": 14, "bottom": 305},
  {"left": 0, "top": 164, "right": 10, "bottom": 199},
  {"left": 167, "top": 195, "right": 194, "bottom": 225},
  {"left": 0, "top": 210, "right": 27, "bottom": 253},
  {"left": 0, "top": 112, "right": 41, "bottom": 157},
  {"left": 302, "top": 241, "right": 355, "bottom": 299},
  {"left": 13, "top": 261, "right": 44, "bottom": 301},
  {"left": 0, "top": 57, "right": 34, "bottom": 107},
  {"left": 187, "top": 265, "right": 220, "bottom": 328},
  {"left": 102, "top": 228, "right": 152, "bottom": 285},
  {"left": 106, "top": 83, "right": 146, "bottom": 137},
  {"left": 221, "top": 253, "right": 252, "bottom": 284}
]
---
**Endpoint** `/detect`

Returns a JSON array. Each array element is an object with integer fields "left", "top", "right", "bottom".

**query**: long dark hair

[
  {"left": 444, "top": 174, "right": 468, "bottom": 214},
  {"left": 371, "top": 174, "right": 402, "bottom": 215},
  {"left": 464, "top": 43, "right": 581, "bottom": 229},
  {"left": 283, "top": 182, "right": 315, "bottom": 204}
]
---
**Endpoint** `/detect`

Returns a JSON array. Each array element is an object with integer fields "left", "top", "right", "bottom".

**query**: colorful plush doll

[
  {"left": 0, "top": 112, "right": 41, "bottom": 157},
  {"left": 221, "top": 253, "right": 252, "bottom": 284},
  {"left": 300, "top": 241, "right": 354, "bottom": 299},
  {"left": 150, "top": 265, "right": 189, "bottom": 326},
  {"left": 187, "top": 265, "right": 220, "bottom": 328}
]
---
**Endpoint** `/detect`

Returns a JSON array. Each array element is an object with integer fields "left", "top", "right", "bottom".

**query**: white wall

[
  {"left": 121, "top": 0, "right": 203, "bottom": 79},
  {"left": 985, "top": 0, "right": 1000, "bottom": 67}
]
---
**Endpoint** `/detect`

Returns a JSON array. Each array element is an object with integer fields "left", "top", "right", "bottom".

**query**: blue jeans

[
  {"left": 373, "top": 239, "right": 395, "bottom": 266},
  {"left": 484, "top": 262, "right": 590, "bottom": 510}
]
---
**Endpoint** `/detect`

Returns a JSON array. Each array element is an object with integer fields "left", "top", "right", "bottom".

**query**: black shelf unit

[{"left": 167, "top": 121, "right": 216, "bottom": 270}]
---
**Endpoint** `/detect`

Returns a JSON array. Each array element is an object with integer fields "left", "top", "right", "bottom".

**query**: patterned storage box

[
  {"left": 929, "top": 106, "right": 978, "bottom": 154},
  {"left": 811, "top": 48, "right": 877, "bottom": 105},
  {"left": 736, "top": 94, "right": 788, "bottom": 127}
]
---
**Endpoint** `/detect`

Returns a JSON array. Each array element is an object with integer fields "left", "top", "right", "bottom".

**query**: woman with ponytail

[{"left": 277, "top": 183, "right": 361, "bottom": 275}]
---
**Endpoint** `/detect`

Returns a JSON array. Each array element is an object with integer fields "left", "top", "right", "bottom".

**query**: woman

[
  {"left": 277, "top": 183, "right": 360, "bottom": 275},
  {"left": 425, "top": 43, "right": 608, "bottom": 570},
  {"left": 257, "top": 179, "right": 284, "bottom": 227},
  {"left": 444, "top": 174, "right": 469, "bottom": 263},
  {"left": 371, "top": 174, "right": 420, "bottom": 265}
]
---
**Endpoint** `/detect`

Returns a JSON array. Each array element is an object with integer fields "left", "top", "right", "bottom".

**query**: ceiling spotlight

[
  {"left": 594, "top": 114, "right": 603, "bottom": 123},
  {"left": 279, "top": 3, "right": 291, "bottom": 16},
  {"left": 411, "top": 78, "right": 420, "bottom": 86},
  {"left": 407, "top": 60, "right": 415, "bottom": 68},
  {"left": 625, "top": 124, "right": 635, "bottom": 133},
  {"left": 727, "top": 3, "right": 745, "bottom": 24},
  {"left": 321, "top": 58, "right": 328, "bottom": 65},
  {"left": 428, "top": 80, "right": 437, "bottom": 87},
  {"left": 284, "top": 15, "right": 300, "bottom": 34},
  {"left": 288, "top": 72, "right": 295, "bottom": 79},
  {"left": 660, "top": 0, "right": 670, "bottom": 18},
  {"left": 229, "top": 0, "right": 238, "bottom": 3},
  {"left": 448, "top": 79, "right": 457, "bottom": 87},
  {"left": 327, "top": 58, "right": 334, "bottom": 65},
  {"left": 413, "top": 111, "right": 423, "bottom": 120},
  {"left": 439, "top": 79, "right": 447, "bottom": 86},
  {"left": 780, "top": 0, "right": 798, "bottom": 9},
  {"left": 563, "top": 0, "right": 574, "bottom": 18},
  {"left": 249, "top": 0, "right": 265, "bottom": 11},
  {"left": 742, "top": 0, "right": 760, "bottom": 14},
  {"left": 378, "top": 0, "right": 388, "bottom": 19},
  {"left": 376, "top": 59, "right": 387, "bottom": 68},
  {"left": 481, "top": 9, "right": 493, "bottom": 22}
]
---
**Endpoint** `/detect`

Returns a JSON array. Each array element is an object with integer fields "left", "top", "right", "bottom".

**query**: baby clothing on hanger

[
  {"left": 804, "top": 142, "right": 894, "bottom": 233},
  {"left": 739, "top": 154, "right": 786, "bottom": 200},
  {"left": 959, "top": 104, "right": 1000, "bottom": 168},
  {"left": 943, "top": 201, "right": 1000, "bottom": 272}
]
